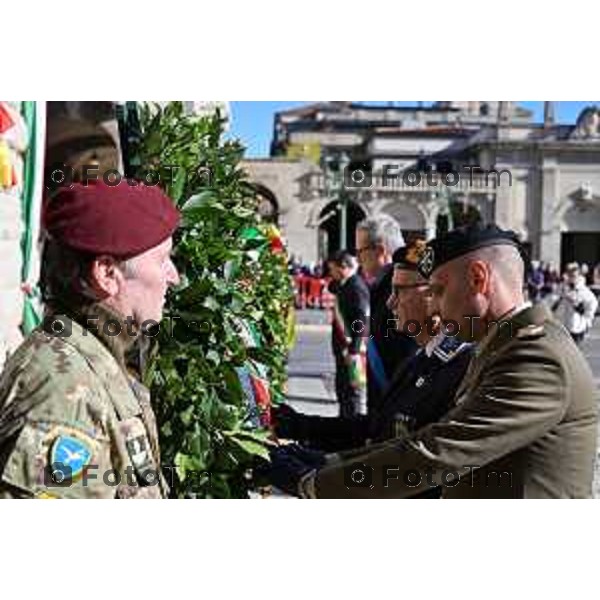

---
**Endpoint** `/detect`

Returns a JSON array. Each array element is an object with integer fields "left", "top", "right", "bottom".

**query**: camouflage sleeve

[
  {"left": 1, "top": 416, "right": 115, "bottom": 499},
  {"left": 0, "top": 350, "right": 117, "bottom": 499}
]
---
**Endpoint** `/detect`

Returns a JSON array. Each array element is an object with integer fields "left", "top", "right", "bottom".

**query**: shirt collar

[
  {"left": 476, "top": 301, "right": 533, "bottom": 355},
  {"left": 500, "top": 301, "right": 532, "bottom": 321},
  {"left": 424, "top": 332, "right": 445, "bottom": 357}
]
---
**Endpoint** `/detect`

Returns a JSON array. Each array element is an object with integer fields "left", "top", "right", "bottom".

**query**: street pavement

[
  {"left": 286, "top": 309, "right": 600, "bottom": 498},
  {"left": 287, "top": 310, "right": 337, "bottom": 415}
]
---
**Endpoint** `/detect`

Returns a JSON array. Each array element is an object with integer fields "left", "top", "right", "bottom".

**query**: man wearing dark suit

[
  {"left": 355, "top": 218, "right": 417, "bottom": 417},
  {"left": 327, "top": 250, "right": 370, "bottom": 418}
]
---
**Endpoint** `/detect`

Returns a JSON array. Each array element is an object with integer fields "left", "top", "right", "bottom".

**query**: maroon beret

[{"left": 44, "top": 181, "right": 180, "bottom": 259}]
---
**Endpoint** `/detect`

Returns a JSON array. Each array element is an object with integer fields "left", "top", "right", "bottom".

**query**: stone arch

[
  {"left": 318, "top": 199, "right": 366, "bottom": 258},
  {"left": 380, "top": 199, "right": 426, "bottom": 243},
  {"left": 380, "top": 199, "right": 425, "bottom": 230},
  {"left": 250, "top": 183, "right": 280, "bottom": 224}
]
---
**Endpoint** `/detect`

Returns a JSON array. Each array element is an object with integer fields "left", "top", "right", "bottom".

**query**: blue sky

[{"left": 227, "top": 101, "right": 598, "bottom": 158}]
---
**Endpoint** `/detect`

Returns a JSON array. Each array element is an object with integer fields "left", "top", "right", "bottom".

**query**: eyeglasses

[
  {"left": 388, "top": 283, "right": 432, "bottom": 305},
  {"left": 356, "top": 245, "right": 376, "bottom": 257}
]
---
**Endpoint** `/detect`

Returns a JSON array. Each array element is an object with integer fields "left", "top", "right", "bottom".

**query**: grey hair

[
  {"left": 356, "top": 216, "right": 405, "bottom": 253},
  {"left": 40, "top": 237, "right": 136, "bottom": 308}
]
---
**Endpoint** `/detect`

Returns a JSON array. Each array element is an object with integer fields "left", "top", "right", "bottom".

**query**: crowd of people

[
  {"left": 288, "top": 261, "right": 332, "bottom": 310},
  {"left": 528, "top": 260, "right": 599, "bottom": 344}
]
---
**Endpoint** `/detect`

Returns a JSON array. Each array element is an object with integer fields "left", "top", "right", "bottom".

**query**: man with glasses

[
  {"left": 272, "top": 241, "right": 473, "bottom": 460},
  {"left": 355, "top": 217, "right": 417, "bottom": 417}
]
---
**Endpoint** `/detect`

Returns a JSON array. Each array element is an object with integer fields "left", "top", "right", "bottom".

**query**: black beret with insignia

[
  {"left": 393, "top": 239, "right": 427, "bottom": 271},
  {"left": 417, "top": 224, "right": 526, "bottom": 278}
]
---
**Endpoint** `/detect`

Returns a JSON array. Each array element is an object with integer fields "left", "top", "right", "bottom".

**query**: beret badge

[
  {"left": 418, "top": 246, "right": 435, "bottom": 278},
  {"left": 405, "top": 239, "right": 427, "bottom": 265}
]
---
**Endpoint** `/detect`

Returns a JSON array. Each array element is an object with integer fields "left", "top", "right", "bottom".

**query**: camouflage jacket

[{"left": 0, "top": 305, "right": 167, "bottom": 499}]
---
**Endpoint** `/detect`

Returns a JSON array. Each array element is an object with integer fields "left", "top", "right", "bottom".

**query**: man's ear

[
  {"left": 468, "top": 260, "right": 490, "bottom": 294},
  {"left": 89, "top": 256, "right": 124, "bottom": 297}
]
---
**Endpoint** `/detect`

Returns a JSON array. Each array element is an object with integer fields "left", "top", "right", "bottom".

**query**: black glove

[
  {"left": 575, "top": 302, "right": 586, "bottom": 315},
  {"left": 278, "top": 443, "right": 327, "bottom": 470},
  {"left": 271, "top": 403, "right": 301, "bottom": 439},
  {"left": 254, "top": 444, "right": 325, "bottom": 497}
]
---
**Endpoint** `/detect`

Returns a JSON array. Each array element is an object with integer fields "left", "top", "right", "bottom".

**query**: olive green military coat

[{"left": 311, "top": 304, "right": 598, "bottom": 498}]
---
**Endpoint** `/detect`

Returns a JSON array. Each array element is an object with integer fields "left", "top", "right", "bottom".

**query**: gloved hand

[
  {"left": 271, "top": 403, "right": 301, "bottom": 439},
  {"left": 575, "top": 302, "right": 586, "bottom": 315},
  {"left": 278, "top": 442, "right": 327, "bottom": 470},
  {"left": 253, "top": 443, "right": 325, "bottom": 497}
]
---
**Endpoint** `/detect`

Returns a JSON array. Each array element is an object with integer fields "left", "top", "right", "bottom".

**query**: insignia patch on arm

[
  {"left": 48, "top": 429, "right": 95, "bottom": 485},
  {"left": 119, "top": 417, "right": 157, "bottom": 486},
  {"left": 1, "top": 421, "right": 105, "bottom": 497}
]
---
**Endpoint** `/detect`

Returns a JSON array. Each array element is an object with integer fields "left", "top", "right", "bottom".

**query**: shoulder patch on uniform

[
  {"left": 119, "top": 417, "right": 156, "bottom": 483},
  {"left": 432, "top": 347, "right": 451, "bottom": 362},
  {"left": 515, "top": 324, "right": 545, "bottom": 339},
  {"left": 49, "top": 429, "right": 95, "bottom": 482}
]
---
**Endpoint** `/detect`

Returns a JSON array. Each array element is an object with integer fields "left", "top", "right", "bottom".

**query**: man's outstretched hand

[
  {"left": 253, "top": 443, "right": 326, "bottom": 497},
  {"left": 271, "top": 403, "right": 301, "bottom": 439}
]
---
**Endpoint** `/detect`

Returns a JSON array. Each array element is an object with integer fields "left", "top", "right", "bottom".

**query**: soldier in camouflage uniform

[{"left": 0, "top": 180, "right": 180, "bottom": 498}]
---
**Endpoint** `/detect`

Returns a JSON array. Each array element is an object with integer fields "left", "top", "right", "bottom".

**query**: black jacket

[
  {"left": 367, "top": 264, "right": 417, "bottom": 414},
  {"left": 274, "top": 336, "right": 474, "bottom": 453},
  {"left": 330, "top": 273, "right": 370, "bottom": 356},
  {"left": 368, "top": 336, "right": 474, "bottom": 439}
]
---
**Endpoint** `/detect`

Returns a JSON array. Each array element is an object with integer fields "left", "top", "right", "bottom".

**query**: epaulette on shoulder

[{"left": 515, "top": 324, "right": 546, "bottom": 340}]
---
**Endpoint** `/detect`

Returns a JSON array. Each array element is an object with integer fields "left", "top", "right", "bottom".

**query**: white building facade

[{"left": 242, "top": 101, "right": 600, "bottom": 270}]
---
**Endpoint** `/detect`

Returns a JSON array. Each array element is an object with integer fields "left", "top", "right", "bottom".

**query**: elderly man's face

[
  {"left": 356, "top": 229, "right": 384, "bottom": 278},
  {"left": 387, "top": 268, "right": 433, "bottom": 346},
  {"left": 119, "top": 237, "right": 180, "bottom": 325}
]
